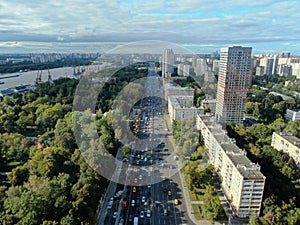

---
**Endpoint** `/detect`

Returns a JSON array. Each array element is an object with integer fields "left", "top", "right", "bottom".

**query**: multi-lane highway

[{"left": 102, "top": 62, "right": 194, "bottom": 225}]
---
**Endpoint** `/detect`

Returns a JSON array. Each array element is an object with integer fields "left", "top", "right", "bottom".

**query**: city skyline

[{"left": 0, "top": 0, "right": 300, "bottom": 54}]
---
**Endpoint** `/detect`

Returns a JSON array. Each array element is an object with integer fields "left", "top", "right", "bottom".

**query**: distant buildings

[
  {"left": 197, "top": 114, "right": 265, "bottom": 218},
  {"left": 195, "top": 58, "right": 209, "bottom": 76},
  {"left": 0, "top": 53, "right": 99, "bottom": 64},
  {"left": 161, "top": 49, "right": 175, "bottom": 78},
  {"left": 253, "top": 52, "right": 300, "bottom": 78},
  {"left": 212, "top": 59, "right": 220, "bottom": 75},
  {"left": 177, "top": 63, "right": 190, "bottom": 77},
  {"left": 215, "top": 46, "right": 252, "bottom": 125},
  {"left": 271, "top": 132, "right": 300, "bottom": 168}
]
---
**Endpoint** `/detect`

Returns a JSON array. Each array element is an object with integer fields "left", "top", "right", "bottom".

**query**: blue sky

[{"left": 0, "top": 0, "right": 300, "bottom": 54}]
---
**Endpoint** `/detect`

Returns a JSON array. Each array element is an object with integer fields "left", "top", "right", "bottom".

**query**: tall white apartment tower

[
  {"left": 162, "top": 49, "right": 175, "bottom": 78},
  {"left": 215, "top": 46, "right": 252, "bottom": 124}
]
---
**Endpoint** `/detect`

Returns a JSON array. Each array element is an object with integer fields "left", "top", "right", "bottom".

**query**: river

[{"left": 0, "top": 67, "right": 75, "bottom": 90}]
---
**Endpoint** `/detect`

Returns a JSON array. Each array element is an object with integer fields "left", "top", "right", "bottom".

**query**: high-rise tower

[
  {"left": 161, "top": 49, "right": 175, "bottom": 78},
  {"left": 215, "top": 46, "right": 252, "bottom": 124}
]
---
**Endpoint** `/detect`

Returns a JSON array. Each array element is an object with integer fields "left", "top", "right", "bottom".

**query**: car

[
  {"left": 132, "top": 187, "right": 136, "bottom": 193},
  {"left": 139, "top": 175, "right": 142, "bottom": 180},
  {"left": 134, "top": 178, "right": 138, "bottom": 183},
  {"left": 147, "top": 185, "right": 151, "bottom": 189},
  {"left": 168, "top": 191, "right": 172, "bottom": 196},
  {"left": 141, "top": 196, "right": 146, "bottom": 203},
  {"left": 114, "top": 190, "right": 124, "bottom": 199},
  {"left": 140, "top": 211, "right": 144, "bottom": 218},
  {"left": 113, "top": 212, "right": 117, "bottom": 218},
  {"left": 174, "top": 198, "right": 179, "bottom": 205},
  {"left": 131, "top": 200, "right": 135, "bottom": 206},
  {"left": 146, "top": 209, "right": 151, "bottom": 217},
  {"left": 129, "top": 214, "right": 133, "bottom": 222},
  {"left": 107, "top": 200, "right": 113, "bottom": 209}
]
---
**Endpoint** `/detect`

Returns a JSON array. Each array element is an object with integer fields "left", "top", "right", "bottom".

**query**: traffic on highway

[{"left": 103, "top": 62, "right": 186, "bottom": 225}]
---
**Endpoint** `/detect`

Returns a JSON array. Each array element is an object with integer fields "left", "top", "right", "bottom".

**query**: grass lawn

[
  {"left": 192, "top": 204, "right": 203, "bottom": 220},
  {"left": 189, "top": 188, "right": 205, "bottom": 201}
]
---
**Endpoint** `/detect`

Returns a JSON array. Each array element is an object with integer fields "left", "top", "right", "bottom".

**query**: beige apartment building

[
  {"left": 271, "top": 132, "right": 300, "bottom": 168},
  {"left": 197, "top": 114, "right": 265, "bottom": 218}
]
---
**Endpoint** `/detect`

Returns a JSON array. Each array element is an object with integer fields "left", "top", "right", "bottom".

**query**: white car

[
  {"left": 107, "top": 200, "right": 113, "bottom": 209},
  {"left": 141, "top": 196, "right": 146, "bottom": 203},
  {"left": 131, "top": 200, "right": 135, "bottom": 206},
  {"left": 146, "top": 210, "right": 151, "bottom": 217},
  {"left": 139, "top": 174, "right": 142, "bottom": 180},
  {"left": 113, "top": 212, "right": 117, "bottom": 218}
]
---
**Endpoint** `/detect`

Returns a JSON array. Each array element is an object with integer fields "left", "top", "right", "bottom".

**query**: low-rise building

[
  {"left": 285, "top": 109, "right": 300, "bottom": 121},
  {"left": 196, "top": 114, "right": 265, "bottom": 218},
  {"left": 164, "top": 83, "right": 194, "bottom": 101},
  {"left": 271, "top": 132, "right": 300, "bottom": 168},
  {"left": 168, "top": 95, "right": 203, "bottom": 123}
]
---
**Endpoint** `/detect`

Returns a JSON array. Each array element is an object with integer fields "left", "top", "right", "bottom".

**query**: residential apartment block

[
  {"left": 164, "top": 83, "right": 194, "bottom": 101},
  {"left": 196, "top": 114, "right": 265, "bottom": 218},
  {"left": 271, "top": 132, "right": 300, "bottom": 168},
  {"left": 285, "top": 109, "right": 300, "bottom": 122},
  {"left": 215, "top": 46, "right": 252, "bottom": 125},
  {"left": 161, "top": 49, "right": 175, "bottom": 78},
  {"left": 168, "top": 95, "right": 203, "bottom": 123}
]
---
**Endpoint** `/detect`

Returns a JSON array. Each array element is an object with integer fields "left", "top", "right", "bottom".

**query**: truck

[{"left": 133, "top": 217, "right": 139, "bottom": 225}]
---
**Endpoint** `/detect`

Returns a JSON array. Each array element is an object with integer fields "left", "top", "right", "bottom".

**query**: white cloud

[{"left": 0, "top": 0, "right": 299, "bottom": 53}]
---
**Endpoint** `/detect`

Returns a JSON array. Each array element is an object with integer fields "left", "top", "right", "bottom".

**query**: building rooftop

[
  {"left": 269, "top": 91, "right": 294, "bottom": 101},
  {"left": 276, "top": 132, "right": 300, "bottom": 147},
  {"left": 227, "top": 153, "right": 265, "bottom": 179},
  {"left": 198, "top": 114, "right": 265, "bottom": 179},
  {"left": 165, "top": 83, "right": 194, "bottom": 91},
  {"left": 287, "top": 108, "right": 300, "bottom": 113},
  {"left": 169, "top": 95, "right": 195, "bottom": 109}
]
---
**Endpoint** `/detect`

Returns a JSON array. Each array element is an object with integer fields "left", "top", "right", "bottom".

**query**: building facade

[
  {"left": 285, "top": 109, "right": 300, "bottom": 121},
  {"left": 162, "top": 49, "right": 175, "bottom": 78},
  {"left": 197, "top": 114, "right": 265, "bottom": 218},
  {"left": 271, "top": 132, "right": 300, "bottom": 168},
  {"left": 164, "top": 83, "right": 194, "bottom": 101},
  {"left": 168, "top": 95, "right": 203, "bottom": 122},
  {"left": 215, "top": 46, "right": 252, "bottom": 124}
]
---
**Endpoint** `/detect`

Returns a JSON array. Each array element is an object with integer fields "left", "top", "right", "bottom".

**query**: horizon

[{"left": 0, "top": 41, "right": 299, "bottom": 56}]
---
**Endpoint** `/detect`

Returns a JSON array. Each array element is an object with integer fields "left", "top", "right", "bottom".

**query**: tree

[
  {"left": 202, "top": 185, "right": 223, "bottom": 222},
  {"left": 8, "top": 165, "right": 30, "bottom": 186}
]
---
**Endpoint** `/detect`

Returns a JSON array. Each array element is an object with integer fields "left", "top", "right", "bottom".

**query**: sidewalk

[{"left": 165, "top": 115, "right": 224, "bottom": 225}]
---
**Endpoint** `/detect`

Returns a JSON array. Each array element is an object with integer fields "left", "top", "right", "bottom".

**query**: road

[{"left": 100, "top": 62, "right": 195, "bottom": 225}]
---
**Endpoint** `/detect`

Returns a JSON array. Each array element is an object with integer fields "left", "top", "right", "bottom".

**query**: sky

[{"left": 0, "top": 0, "right": 300, "bottom": 54}]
